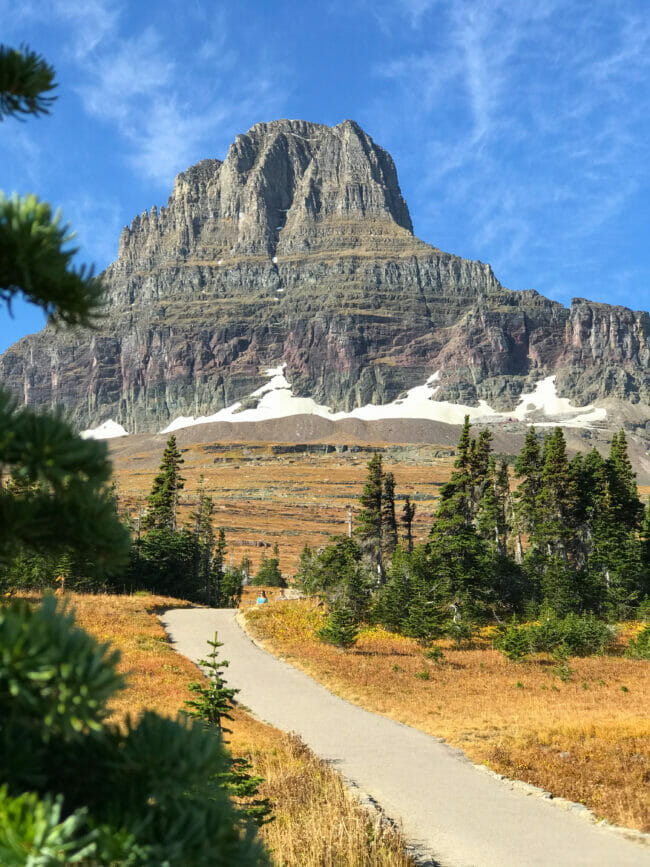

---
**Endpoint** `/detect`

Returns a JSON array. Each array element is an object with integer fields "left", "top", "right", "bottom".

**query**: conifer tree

[
  {"left": 470, "top": 428, "right": 493, "bottom": 517},
  {"left": 381, "top": 471, "right": 398, "bottom": 561},
  {"left": 512, "top": 427, "right": 542, "bottom": 562},
  {"left": 0, "top": 45, "right": 129, "bottom": 575},
  {"left": 401, "top": 495, "right": 416, "bottom": 553},
  {"left": 447, "top": 415, "right": 474, "bottom": 526},
  {"left": 641, "top": 498, "right": 650, "bottom": 575},
  {"left": 186, "top": 634, "right": 271, "bottom": 825},
  {"left": 428, "top": 418, "right": 497, "bottom": 623},
  {"left": 537, "top": 427, "right": 577, "bottom": 560},
  {"left": 193, "top": 480, "right": 215, "bottom": 593},
  {"left": 209, "top": 527, "right": 228, "bottom": 605},
  {"left": 143, "top": 435, "right": 185, "bottom": 532},
  {"left": 355, "top": 453, "right": 384, "bottom": 577},
  {"left": 186, "top": 635, "right": 237, "bottom": 733},
  {"left": 402, "top": 564, "right": 448, "bottom": 644},
  {"left": 253, "top": 543, "right": 285, "bottom": 587},
  {"left": 607, "top": 430, "right": 643, "bottom": 531},
  {"left": 220, "top": 565, "right": 245, "bottom": 609},
  {"left": 374, "top": 548, "right": 412, "bottom": 632},
  {"left": 0, "top": 48, "right": 263, "bottom": 860},
  {"left": 0, "top": 597, "right": 267, "bottom": 863},
  {"left": 318, "top": 605, "right": 359, "bottom": 649},
  {"left": 476, "top": 456, "right": 509, "bottom": 556},
  {"left": 570, "top": 449, "right": 605, "bottom": 570}
]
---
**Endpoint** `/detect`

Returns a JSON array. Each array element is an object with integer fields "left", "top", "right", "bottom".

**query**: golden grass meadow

[
  {"left": 104, "top": 440, "right": 650, "bottom": 837},
  {"left": 245, "top": 599, "right": 650, "bottom": 833}
]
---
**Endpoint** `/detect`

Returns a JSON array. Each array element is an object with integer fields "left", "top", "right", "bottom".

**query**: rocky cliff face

[{"left": 1, "top": 119, "right": 648, "bottom": 433}]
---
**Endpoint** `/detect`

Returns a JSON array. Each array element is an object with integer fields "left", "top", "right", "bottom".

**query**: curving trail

[{"left": 162, "top": 608, "right": 649, "bottom": 867}]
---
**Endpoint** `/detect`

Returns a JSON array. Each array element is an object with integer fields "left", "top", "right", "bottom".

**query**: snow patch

[
  {"left": 81, "top": 419, "right": 129, "bottom": 440},
  {"left": 161, "top": 368, "right": 607, "bottom": 434},
  {"left": 513, "top": 376, "right": 607, "bottom": 427}
]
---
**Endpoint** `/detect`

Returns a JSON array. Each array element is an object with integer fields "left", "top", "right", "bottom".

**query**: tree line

[
  {"left": 300, "top": 419, "right": 650, "bottom": 647},
  {"left": 127, "top": 434, "right": 285, "bottom": 600}
]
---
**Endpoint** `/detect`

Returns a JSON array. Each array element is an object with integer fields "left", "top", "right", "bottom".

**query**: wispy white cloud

[
  {"left": 364, "top": 0, "right": 649, "bottom": 307},
  {"left": 52, "top": 0, "right": 122, "bottom": 60},
  {"left": 43, "top": 1, "right": 287, "bottom": 187}
]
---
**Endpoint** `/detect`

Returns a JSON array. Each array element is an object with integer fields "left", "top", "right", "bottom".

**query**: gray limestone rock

[{"left": 1, "top": 119, "right": 648, "bottom": 435}]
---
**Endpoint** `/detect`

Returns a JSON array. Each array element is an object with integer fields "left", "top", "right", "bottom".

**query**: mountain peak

[
  {"left": 1, "top": 120, "right": 648, "bottom": 448},
  {"left": 116, "top": 119, "right": 413, "bottom": 277}
]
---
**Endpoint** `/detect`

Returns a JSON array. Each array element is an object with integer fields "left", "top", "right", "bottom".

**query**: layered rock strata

[{"left": 1, "top": 119, "right": 648, "bottom": 433}]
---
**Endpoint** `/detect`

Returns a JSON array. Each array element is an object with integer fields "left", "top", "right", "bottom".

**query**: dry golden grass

[
  {"left": 62, "top": 592, "right": 413, "bottom": 866},
  {"left": 110, "top": 442, "right": 451, "bottom": 574},
  {"left": 246, "top": 601, "right": 650, "bottom": 833}
]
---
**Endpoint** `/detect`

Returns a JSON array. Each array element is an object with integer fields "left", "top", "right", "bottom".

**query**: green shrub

[
  {"left": 625, "top": 625, "right": 650, "bottom": 659},
  {"left": 318, "top": 606, "right": 358, "bottom": 649},
  {"left": 529, "top": 613, "right": 614, "bottom": 656},
  {"left": 498, "top": 624, "right": 530, "bottom": 661},
  {"left": 424, "top": 646, "right": 445, "bottom": 664},
  {"left": 252, "top": 555, "right": 285, "bottom": 588}
]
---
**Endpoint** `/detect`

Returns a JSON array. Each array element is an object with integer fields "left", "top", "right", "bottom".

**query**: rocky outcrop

[{"left": 0, "top": 119, "right": 648, "bottom": 433}]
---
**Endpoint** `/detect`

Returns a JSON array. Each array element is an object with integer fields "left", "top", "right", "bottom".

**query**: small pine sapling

[
  {"left": 424, "top": 646, "right": 445, "bottom": 664},
  {"left": 186, "top": 634, "right": 237, "bottom": 733},
  {"left": 318, "top": 605, "right": 359, "bottom": 650},
  {"left": 499, "top": 622, "right": 530, "bottom": 662},
  {"left": 185, "top": 633, "right": 272, "bottom": 824}
]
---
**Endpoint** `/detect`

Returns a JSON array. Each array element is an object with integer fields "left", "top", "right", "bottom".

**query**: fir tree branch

[
  {"left": 0, "top": 193, "right": 105, "bottom": 327},
  {"left": 0, "top": 44, "right": 57, "bottom": 120}
]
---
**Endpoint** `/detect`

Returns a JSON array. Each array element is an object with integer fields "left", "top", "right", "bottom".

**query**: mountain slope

[{"left": 1, "top": 119, "right": 648, "bottom": 437}]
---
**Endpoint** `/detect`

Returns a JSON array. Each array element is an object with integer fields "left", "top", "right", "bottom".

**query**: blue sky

[{"left": 2, "top": 0, "right": 649, "bottom": 353}]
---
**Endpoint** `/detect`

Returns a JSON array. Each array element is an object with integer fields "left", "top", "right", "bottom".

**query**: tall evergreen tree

[
  {"left": 641, "top": 497, "right": 650, "bottom": 574},
  {"left": 355, "top": 453, "right": 384, "bottom": 578},
  {"left": 470, "top": 428, "right": 493, "bottom": 518},
  {"left": 381, "top": 471, "right": 398, "bottom": 561},
  {"left": 476, "top": 456, "right": 508, "bottom": 556},
  {"left": 512, "top": 427, "right": 542, "bottom": 563},
  {"left": 0, "top": 47, "right": 262, "bottom": 860},
  {"left": 143, "top": 435, "right": 185, "bottom": 532},
  {"left": 606, "top": 430, "right": 643, "bottom": 531},
  {"left": 428, "top": 418, "right": 497, "bottom": 623},
  {"left": 569, "top": 449, "right": 603, "bottom": 571},
  {"left": 537, "top": 427, "right": 577, "bottom": 560},
  {"left": 0, "top": 45, "right": 129, "bottom": 575},
  {"left": 401, "top": 495, "right": 416, "bottom": 553},
  {"left": 190, "top": 477, "right": 215, "bottom": 593},
  {"left": 448, "top": 415, "right": 474, "bottom": 526},
  {"left": 209, "top": 527, "right": 228, "bottom": 606},
  {"left": 374, "top": 546, "right": 413, "bottom": 633}
]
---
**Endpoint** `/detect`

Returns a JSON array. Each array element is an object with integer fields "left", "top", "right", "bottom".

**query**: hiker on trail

[{"left": 257, "top": 590, "right": 268, "bottom": 605}]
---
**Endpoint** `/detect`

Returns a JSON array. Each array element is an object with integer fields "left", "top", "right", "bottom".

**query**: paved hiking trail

[{"left": 162, "top": 608, "right": 649, "bottom": 867}]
